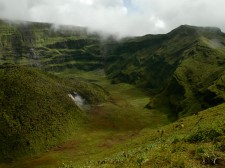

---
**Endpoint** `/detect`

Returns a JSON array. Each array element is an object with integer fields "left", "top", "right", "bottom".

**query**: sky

[{"left": 0, "top": 0, "right": 225, "bottom": 37}]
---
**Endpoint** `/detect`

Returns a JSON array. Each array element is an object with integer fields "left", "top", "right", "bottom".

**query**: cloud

[{"left": 0, "top": 0, "right": 225, "bottom": 37}]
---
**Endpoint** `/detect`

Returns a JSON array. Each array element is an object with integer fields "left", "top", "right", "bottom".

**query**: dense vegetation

[
  {"left": 1, "top": 19, "right": 225, "bottom": 167},
  {"left": 105, "top": 25, "right": 225, "bottom": 119},
  {"left": 62, "top": 103, "right": 225, "bottom": 168},
  {"left": 1, "top": 20, "right": 225, "bottom": 118},
  {"left": 0, "top": 65, "right": 109, "bottom": 161},
  {"left": 0, "top": 20, "right": 103, "bottom": 72}
]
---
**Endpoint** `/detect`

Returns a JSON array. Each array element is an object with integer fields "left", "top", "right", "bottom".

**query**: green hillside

[
  {"left": 4, "top": 78, "right": 225, "bottom": 167},
  {"left": 105, "top": 25, "right": 225, "bottom": 119},
  {"left": 0, "top": 20, "right": 103, "bottom": 72},
  {"left": 0, "top": 64, "right": 109, "bottom": 161},
  {"left": 1, "top": 20, "right": 225, "bottom": 167},
  {"left": 56, "top": 103, "right": 225, "bottom": 168}
]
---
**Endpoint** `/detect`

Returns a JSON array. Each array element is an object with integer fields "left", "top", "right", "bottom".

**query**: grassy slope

[
  {"left": 105, "top": 25, "right": 225, "bottom": 118},
  {"left": 81, "top": 103, "right": 225, "bottom": 168},
  {"left": 5, "top": 69, "right": 225, "bottom": 168},
  {"left": 0, "top": 21, "right": 225, "bottom": 167},
  {"left": 0, "top": 70, "right": 170, "bottom": 168},
  {"left": 1, "top": 20, "right": 225, "bottom": 118},
  {"left": 0, "top": 55, "right": 225, "bottom": 168},
  {"left": 0, "top": 65, "right": 109, "bottom": 162},
  {"left": 55, "top": 70, "right": 169, "bottom": 131}
]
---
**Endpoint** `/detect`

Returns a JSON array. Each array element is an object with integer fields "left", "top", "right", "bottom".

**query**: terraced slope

[{"left": 0, "top": 20, "right": 103, "bottom": 71}]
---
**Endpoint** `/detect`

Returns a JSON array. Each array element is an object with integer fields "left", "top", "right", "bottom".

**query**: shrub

[
  {"left": 195, "top": 146, "right": 221, "bottom": 165},
  {"left": 187, "top": 128, "right": 223, "bottom": 143}
]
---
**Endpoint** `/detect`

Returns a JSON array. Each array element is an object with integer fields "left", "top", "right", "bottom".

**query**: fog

[{"left": 0, "top": 0, "right": 225, "bottom": 37}]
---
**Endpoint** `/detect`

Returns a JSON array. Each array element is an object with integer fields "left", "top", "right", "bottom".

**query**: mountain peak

[{"left": 169, "top": 25, "right": 222, "bottom": 36}]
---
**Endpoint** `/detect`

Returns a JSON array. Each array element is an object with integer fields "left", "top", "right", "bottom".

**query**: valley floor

[
  {"left": 0, "top": 70, "right": 169, "bottom": 168},
  {"left": 2, "top": 70, "right": 225, "bottom": 168}
]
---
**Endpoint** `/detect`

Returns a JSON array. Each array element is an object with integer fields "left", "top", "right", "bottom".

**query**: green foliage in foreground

[
  {"left": 58, "top": 103, "right": 225, "bottom": 168},
  {"left": 1, "top": 67, "right": 225, "bottom": 168},
  {"left": 0, "top": 65, "right": 109, "bottom": 161}
]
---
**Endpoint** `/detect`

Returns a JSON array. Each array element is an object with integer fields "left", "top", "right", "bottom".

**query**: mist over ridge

[{"left": 0, "top": 0, "right": 225, "bottom": 37}]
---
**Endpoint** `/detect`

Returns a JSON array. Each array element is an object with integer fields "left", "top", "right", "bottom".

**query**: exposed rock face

[{"left": 68, "top": 92, "right": 90, "bottom": 110}]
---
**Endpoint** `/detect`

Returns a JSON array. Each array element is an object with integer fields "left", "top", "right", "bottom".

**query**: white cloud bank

[{"left": 0, "top": 0, "right": 225, "bottom": 36}]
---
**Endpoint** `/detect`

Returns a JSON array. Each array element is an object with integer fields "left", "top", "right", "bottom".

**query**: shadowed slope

[{"left": 105, "top": 25, "right": 225, "bottom": 119}]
